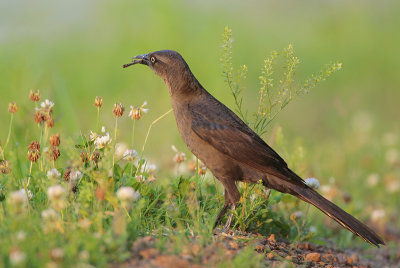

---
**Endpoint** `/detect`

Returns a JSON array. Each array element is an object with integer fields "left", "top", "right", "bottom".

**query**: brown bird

[{"left": 123, "top": 50, "right": 384, "bottom": 247}]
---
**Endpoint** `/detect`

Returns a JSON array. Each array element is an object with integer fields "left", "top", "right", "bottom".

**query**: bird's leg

[
  {"left": 214, "top": 189, "right": 231, "bottom": 229},
  {"left": 220, "top": 180, "right": 240, "bottom": 233},
  {"left": 223, "top": 204, "right": 236, "bottom": 233}
]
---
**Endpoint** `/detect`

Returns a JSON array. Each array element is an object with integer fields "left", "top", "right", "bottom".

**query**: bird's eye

[{"left": 150, "top": 56, "right": 156, "bottom": 63}]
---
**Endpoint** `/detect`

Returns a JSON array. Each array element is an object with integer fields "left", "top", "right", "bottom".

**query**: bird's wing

[{"left": 190, "top": 101, "right": 300, "bottom": 181}]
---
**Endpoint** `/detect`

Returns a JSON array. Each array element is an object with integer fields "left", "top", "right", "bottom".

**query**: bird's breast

[{"left": 171, "top": 99, "right": 208, "bottom": 158}]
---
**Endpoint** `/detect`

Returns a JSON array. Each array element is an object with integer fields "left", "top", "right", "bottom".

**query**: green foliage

[{"left": 221, "top": 27, "right": 342, "bottom": 136}]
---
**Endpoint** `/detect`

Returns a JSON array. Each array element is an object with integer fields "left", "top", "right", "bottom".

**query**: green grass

[{"left": 0, "top": 1, "right": 399, "bottom": 266}]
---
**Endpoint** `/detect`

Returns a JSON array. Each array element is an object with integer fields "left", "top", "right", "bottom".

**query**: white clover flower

[
  {"left": 16, "top": 231, "right": 26, "bottom": 241},
  {"left": 147, "top": 163, "right": 157, "bottom": 173},
  {"left": 115, "top": 143, "right": 128, "bottom": 159},
  {"left": 140, "top": 163, "right": 157, "bottom": 174},
  {"left": 305, "top": 177, "right": 320, "bottom": 189},
  {"left": 385, "top": 148, "right": 399, "bottom": 165},
  {"left": 386, "top": 178, "right": 400, "bottom": 193},
  {"left": 40, "top": 99, "right": 54, "bottom": 109},
  {"left": 94, "top": 132, "right": 112, "bottom": 149},
  {"left": 9, "top": 249, "right": 26, "bottom": 266},
  {"left": 79, "top": 250, "right": 90, "bottom": 262},
  {"left": 123, "top": 149, "right": 138, "bottom": 162},
  {"left": 116, "top": 186, "right": 139, "bottom": 203},
  {"left": 70, "top": 170, "right": 82, "bottom": 182},
  {"left": 41, "top": 208, "right": 58, "bottom": 220},
  {"left": 9, "top": 189, "right": 32, "bottom": 206},
  {"left": 78, "top": 218, "right": 92, "bottom": 230},
  {"left": 292, "top": 211, "right": 304, "bottom": 219},
  {"left": 47, "top": 168, "right": 61, "bottom": 180},
  {"left": 101, "top": 126, "right": 106, "bottom": 133},
  {"left": 20, "top": 188, "right": 33, "bottom": 200},
  {"left": 47, "top": 185, "right": 66, "bottom": 201},
  {"left": 367, "top": 173, "right": 380, "bottom": 187},
  {"left": 129, "top": 101, "right": 149, "bottom": 120},
  {"left": 371, "top": 209, "right": 385, "bottom": 223},
  {"left": 50, "top": 248, "right": 64, "bottom": 261},
  {"left": 309, "top": 226, "right": 317, "bottom": 234}
]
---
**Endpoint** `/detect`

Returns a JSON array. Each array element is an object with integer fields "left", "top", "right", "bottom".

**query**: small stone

[
  {"left": 285, "top": 256, "right": 292, "bottom": 261},
  {"left": 266, "top": 252, "right": 274, "bottom": 260},
  {"left": 139, "top": 248, "right": 158, "bottom": 259},
  {"left": 326, "top": 265, "right": 334, "bottom": 268},
  {"left": 278, "top": 251, "right": 287, "bottom": 258},
  {"left": 267, "top": 234, "right": 276, "bottom": 243},
  {"left": 191, "top": 265, "right": 204, "bottom": 268},
  {"left": 305, "top": 252, "right": 321, "bottom": 262},
  {"left": 191, "top": 243, "right": 202, "bottom": 256},
  {"left": 346, "top": 256, "right": 353, "bottom": 265},
  {"left": 153, "top": 255, "right": 190, "bottom": 268},
  {"left": 305, "top": 242, "right": 314, "bottom": 251},
  {"left": 229, "top": 241, "right": 239, "bottom": 250},
  {"left": 255, "top": 245, "right": 264, "bottom": 252},
  {"left": 323, "top": 253, "right": 334, "bottom": 262},
  {"left": 337, "top": 253, "right": 346, "bottom": 264},
  {"left": 351, "top": 253, "right": 359, "bottom": 264}
]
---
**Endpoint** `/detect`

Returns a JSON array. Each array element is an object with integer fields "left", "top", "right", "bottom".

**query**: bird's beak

[{"left": 122, "top": 54, "right": 150, "bottom": 68}]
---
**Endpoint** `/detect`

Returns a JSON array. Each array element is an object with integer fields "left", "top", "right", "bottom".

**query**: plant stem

[
  {"left": 112, "top": 117, "right": 118, "bottom": 176},
  {"left": 98, "top": 201, "right": 103, "bottom": 234},
  {"left": 97, "top": 107, "right": 100, "bottom": 133},
  {"left": 130, "top": 120, "right": 136, "bottom": 176},
  {"left": 23, "top": 184, "right": 31, "bottom": 211},
  {"left": 301, "top": 203, "right": 311, "bottom": 235},
  {"left": 1, "top": 202, "right": 6, "bottom": 218},
  {"left": 4, "top": 113, "right": 14, "bottom": 150},
  {"left": 131, "top": 120, "right": 136, "bottom": 149},
  {"left": 0, "top": 145, "right": 5, "bottom": 161},
  {"left": 39, "top": 125, "right": 44, "bottom": 171},
  {"left": 135, "top": 109, "right": 172, "bottom": 177},
  {"left": 140, "top": 109, "right": 172, "bottom": 155},
  {"left": 27, "top": 161, "right": 33, "bottom": 187}
]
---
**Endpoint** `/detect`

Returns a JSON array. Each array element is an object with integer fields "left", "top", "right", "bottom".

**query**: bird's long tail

[{"left": 290, "top": 182, "right": 384, "bottom": 247}]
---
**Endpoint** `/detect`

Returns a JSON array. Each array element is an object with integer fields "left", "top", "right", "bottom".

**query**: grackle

[{"left": 123, "top": 50, "right": 384, "bottom": 246}]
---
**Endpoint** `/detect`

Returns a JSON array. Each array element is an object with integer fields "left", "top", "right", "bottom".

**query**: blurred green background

[{"left": 1, "top": 0, "right": 399, "bottom": 183}]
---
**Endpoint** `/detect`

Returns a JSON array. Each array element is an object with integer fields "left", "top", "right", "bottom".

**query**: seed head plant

[
  {"left": 221, "top": 26, "right": 342, "bottom": 136},
  {"left": 29, "top": 90, "right": 41, "bottom": 102}
]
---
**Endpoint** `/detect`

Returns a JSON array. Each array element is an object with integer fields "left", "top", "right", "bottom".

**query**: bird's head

[
  {"left": 123, "top": 50, "right": 201, "bottom": 96},
  {"left": 123, "top": 50, "right": 189, "bottom": 81}
]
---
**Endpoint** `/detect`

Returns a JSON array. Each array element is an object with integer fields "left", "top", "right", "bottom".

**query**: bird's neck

[{"left": 164, "top": 68, "right": 204, "bottom": 98}]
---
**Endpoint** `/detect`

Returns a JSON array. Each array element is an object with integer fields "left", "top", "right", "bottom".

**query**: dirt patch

[{"left": 116, "top": 230, "right": 400, "bottom": 267}]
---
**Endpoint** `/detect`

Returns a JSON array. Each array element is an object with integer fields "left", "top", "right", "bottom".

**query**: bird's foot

[{"left": 222, "top": 204, "right": 236, "bottom": 233}]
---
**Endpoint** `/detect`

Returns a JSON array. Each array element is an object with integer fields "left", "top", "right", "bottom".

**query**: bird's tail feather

[{"left": 291, "top": 184, "right": 384, "bottom": 247}]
